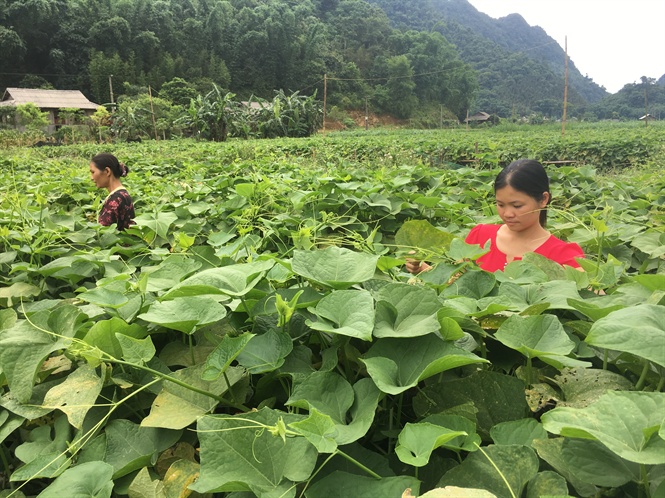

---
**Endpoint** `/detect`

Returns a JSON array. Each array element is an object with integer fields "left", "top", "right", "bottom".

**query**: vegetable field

[{"left": 0, "top": 125, "right": 664, "bottom": 498}]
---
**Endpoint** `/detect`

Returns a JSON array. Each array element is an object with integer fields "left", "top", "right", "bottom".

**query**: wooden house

[
  {"left": 465, "top": 111, "right": 491, "bottom": 124},
  {"left": 0, "top": 88, "right": 100, "bottom": 132}
]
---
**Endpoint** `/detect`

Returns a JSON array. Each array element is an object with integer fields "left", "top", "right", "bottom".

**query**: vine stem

[
  {"left": 223, "top": 371, "right": 238, "bottom": 404},
  {"left": 475, "top": 444, "right": 517, "bottom": 498},
  {"left": 112, "top": 359, "right": 249, "bottom": 411},
  {"left": 641, "top": 464, "right": 652, "bottom": 498},
  {"left": 0, "top": 444, "right": 14, "bottom": 490},
  {"left": 336, "top": 450, "right": 381, "bottom": 479},
  {"left": 635, "top": 361, "right": 650, "bottom": 391},
  {"left": 298, "top": 452, "right": 338, "bottom": 498}
]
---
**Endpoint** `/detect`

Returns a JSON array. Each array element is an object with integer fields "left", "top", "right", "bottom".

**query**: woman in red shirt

[
  {"left": 406, "top": 159, "right": 583, "bottom": 273},
  {"left": 89, "top": 153, "right": 135, "bottom": 231}
]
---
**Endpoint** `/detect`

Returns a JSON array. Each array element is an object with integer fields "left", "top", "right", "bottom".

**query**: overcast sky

[{"left": 466, "top": 0, "right": 665, "bottom": 94}]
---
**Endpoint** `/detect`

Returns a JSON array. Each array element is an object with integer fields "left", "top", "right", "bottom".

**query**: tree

[
  {"left": 159, "top": 77, "right": 198, "bottom": 107},
  {"left": 373, "top": 55, "right": 418, "bottom": 119},
  {"left": 58, "top": 108, "right": 84, "bottom": 125},
  {"left": 0, "top": 26, "right": 26, "bottom": 65},
  {"left": 16, "top": 103, "right": 49, "bottom": 130}
]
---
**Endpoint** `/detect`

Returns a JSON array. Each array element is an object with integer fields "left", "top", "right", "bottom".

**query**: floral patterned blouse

[{"left": 99, "top": 188, "right": 135, "bottom": 230}]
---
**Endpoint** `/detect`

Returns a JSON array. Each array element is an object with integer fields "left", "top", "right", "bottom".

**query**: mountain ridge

[{"left": 367, "top": 0, "right": 608, "bottom": 115}]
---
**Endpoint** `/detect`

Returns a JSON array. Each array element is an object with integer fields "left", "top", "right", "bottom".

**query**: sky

[{"left": 466, "top": 0, "right": 665, "bottom": 94}]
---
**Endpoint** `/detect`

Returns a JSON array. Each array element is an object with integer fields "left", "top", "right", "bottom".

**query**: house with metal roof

[{"left": 0, "top": 88, "right": 100, "bottom": 132}]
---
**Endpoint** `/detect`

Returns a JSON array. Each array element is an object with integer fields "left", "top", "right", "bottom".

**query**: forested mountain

[
  {"left": 590, "top": 77, "right": 665, "bottom": 120},
  {"left": 0, "top": 0, "right": 476, "bottom": 121},
  {"left": 367, "top": 0, "right": 608, "bottom": 117},
  {"left": 0, "top": 0, "right": 655, "bottom": 121}
]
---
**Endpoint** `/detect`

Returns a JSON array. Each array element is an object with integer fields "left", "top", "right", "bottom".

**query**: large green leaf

[
  {"left": 394, "top": 219, "right": 455, "bottom": 257},
  {"left": 306, "top": 289, "right": 375, "bottom": 341},
  {"left": 236, "top": 329, "right": 293, "bottom": 373},
  {"left": 286, "top": 371, "right": 354, "bottom": 423},
  {"left": 395, "top": 422, "right": 467, "bottom": 467},
  {"left": 162, "top": 260, "right": 274, "bottom": 298},
  {"left": 0, "top": 282, "right": 41, "bottom": 306},
  {"left": 333, "top": 378, "right": 382, "bottom": 445},
  {"left": 585, "top": 304, "right": 665, "bottom": 368},
  {"left": 362, "top": 335, "right": 488, "bottom": 395},
  {"left": 532, "top": 438, "right": 606, "bottom": 496},
  {"left": 202, "top": 332, "right": 255, "bottom": 381},
  {"left": 288, "top": 408, "right": 338, "bottom": 453},
  {"left": 138, "top": 296, "right": 227, "bottom": 334},
  {"left": 127, "top": 467, "right": 166, "bottom": 498},
  {"left": 437, "top": 445, "right": 539, "bottom": 498},
  {"left": 551, "top": 439, "right": 638, "bottom": 487},
  {"left": 373, "top": 283, "right": 442, "bottom": 338},
  {"left": 143, "top": 256, "right": 202, "bottom": 292},
  {"left": 291, "top": 246, "right": 379, "bottom": 289},
  {"left": 421, "top": 414, "right": 482, "bottom": 452},
  {"left": 36, "top": 462, "right": 115, "bottom": 498},
  {"left": 12, "top": 414, "right": 71, "bottom": 481},
  {"left": 78, "top": 286, "right": 129, "bottom": 309},
  {"left": 36, "top": 256, "right": 101, "bottom": 284},
  {"left": 82, "top": 317, "right": 148, "bottom": 360},
  {"left": 541, "top": 391, "right": 665, "bottom": 464},
  {"left": 133, "top": 211, "right": 179, "bottom": 240},
  {"left": 43, "top": 364, "right": 103, "bottom": 429},
  {"left": 490, "top": 419, "right": 547, "bottom": 448},
  {"left": 116, "top": 334, "right": 156, "bottom": 364},
  {"left": 305, "top": 471, "right": 420, "bottom": 498},
  {"left": 191, "top": 408, "right": 318, "bottom": 497},
  {"left": 0, "top": 309, "right": 18, "bottom": 330},
  {"left": 414, "top": 371, "right": 529, "bottom": 439},
  {"left": 526, "top": 471, "right": 569, "bottom": 498},
  {"left": 443, "top": 271, "right": 496, "bottom": 300},
  {"left": 566, "top": 298, "right": 626, "bottom": 322},
  {"left": 631, "top": 231, "right": 665, "bottom": 258},
  {"left": 494, "top": 314, "right": 590, "bottom": 368},
  {"left": 552, "top": 367, "right": 633, "bottom": 408},
  {"left": 0, "top": 412, "right": 24, "bottom": 445},
  {"left": 0, "top": 305, "right": 85, "bottom": 402},
  {"left": 103, "top": 419, "right": 182, "bottom": 478},
  {"left": 495, "top": 315, "right": 574, "bottom": 358},
  {"left": 142, "top": 363, "right": 246, "bottom": 429}
]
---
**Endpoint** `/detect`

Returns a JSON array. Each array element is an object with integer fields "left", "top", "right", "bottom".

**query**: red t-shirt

[{"left": 465, "top": 224, "right": 583, "bottom": 272}]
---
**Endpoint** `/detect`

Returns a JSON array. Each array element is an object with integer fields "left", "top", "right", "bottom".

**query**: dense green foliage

[
  {"left": 0, "top": 125, "right": 664, "bottom": 497},
  {"left": 0, "top": 0, "right": 475, "bottom": 120},
  {"left": 5, "top": 0, "right": 659, "bottom": 121},
  {"left": 590, "top": 77, "right": 665, "bottom": 121}
]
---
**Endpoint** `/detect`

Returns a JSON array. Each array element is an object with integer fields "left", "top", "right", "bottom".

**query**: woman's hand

[{"left": 405, "top": 255, "right": 432, "bottom": 275}]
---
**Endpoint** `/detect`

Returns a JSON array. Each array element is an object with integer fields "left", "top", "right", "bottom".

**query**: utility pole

[
  {"left": 108, "top": 74, "right": 115, "bottom": 110},
  {"left": 562, "top": 36, "right": 568, "bottom": 137},
  {"left": 644, "top": 79, "right": 649, "bottom": 127},
  {"left": 323, "top": 73, "right": 327, "bottom": 134},
  {"left": 149, "top": 86, "right": 158, "bottom": 140}
]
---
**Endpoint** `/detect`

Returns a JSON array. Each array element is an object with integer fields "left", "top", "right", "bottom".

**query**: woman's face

[
  {"left": 89, "top": 162, "right": 111, "bottom": 189},
  {"left": 495, "top": 185, "right": 549, "bottom": 232}
]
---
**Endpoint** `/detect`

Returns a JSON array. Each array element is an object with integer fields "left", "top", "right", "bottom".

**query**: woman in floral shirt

[{"left": 89, "top": 153, "right": 135, "bottom": 230}]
